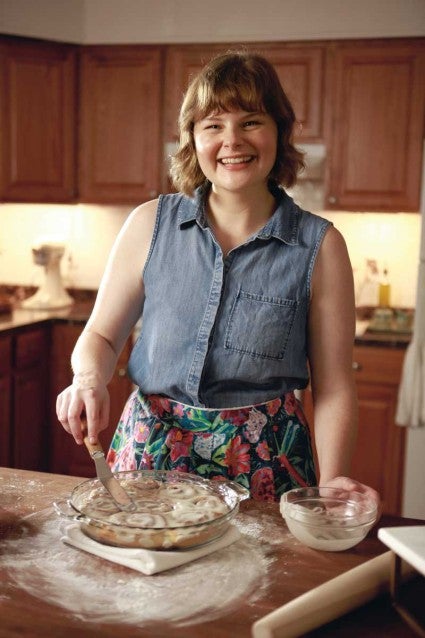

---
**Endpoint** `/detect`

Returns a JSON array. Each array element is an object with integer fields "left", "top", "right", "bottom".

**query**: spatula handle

[
  {"left": 81, "top": 417, "right": 104, "bottom": 456},
  {"left": 83, "top": 437, "right": 104, "bottom": 456}
]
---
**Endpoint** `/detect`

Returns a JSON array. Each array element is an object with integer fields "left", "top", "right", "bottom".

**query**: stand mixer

[{"left": 22, "top": 243, "right": 74, "bottom": 310}]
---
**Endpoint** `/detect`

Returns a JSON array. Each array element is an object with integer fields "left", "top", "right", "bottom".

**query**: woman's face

[{"left": 193, "top": 109, "right": 278, "bottom": 194}]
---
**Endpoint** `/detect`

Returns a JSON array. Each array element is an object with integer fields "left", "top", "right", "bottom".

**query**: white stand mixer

[{"left": 22, "top": 243, "right": 74, "bottom": 310}]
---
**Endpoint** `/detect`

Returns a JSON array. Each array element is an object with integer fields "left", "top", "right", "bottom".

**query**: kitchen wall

[
  {"left": 0, "top": 203, "right": 420, "bottom": 308},
  {"left": 0, "top": 203, "right": 130, "bottom": 290},
  {"left": 1, "top": 0, "right": 424, "bottom": 44}
]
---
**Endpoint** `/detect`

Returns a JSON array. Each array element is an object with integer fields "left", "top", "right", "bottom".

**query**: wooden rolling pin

[{"left": 252, "top": 551, "right": 414, "bottom": 638}]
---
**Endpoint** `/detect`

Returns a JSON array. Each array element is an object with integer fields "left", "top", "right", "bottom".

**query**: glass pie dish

[{"left": 54, "top": 470, "right": 249, "bottom": 550}]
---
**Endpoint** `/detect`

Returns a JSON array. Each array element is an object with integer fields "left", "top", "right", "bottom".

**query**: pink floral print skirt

[{"left": 106, "top": 391, "right": 317, "bottom": 502}]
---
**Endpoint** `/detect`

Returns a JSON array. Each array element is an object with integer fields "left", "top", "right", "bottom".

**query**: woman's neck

[{"left": 206, "top": 184, "right": 276, "bottom": 255}]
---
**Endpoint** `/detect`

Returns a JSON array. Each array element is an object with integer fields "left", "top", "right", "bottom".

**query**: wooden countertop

[{"left": 0, "top": 467, "right": 422, "bottom": 638}]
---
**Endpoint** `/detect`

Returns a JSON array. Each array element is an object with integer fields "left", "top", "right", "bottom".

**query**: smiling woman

[
  {"left": 56, "top": 51, "right": 380, "bottom": 513},
  {"left": 170, "top": 51, "right": 304, "bottom": 196}
]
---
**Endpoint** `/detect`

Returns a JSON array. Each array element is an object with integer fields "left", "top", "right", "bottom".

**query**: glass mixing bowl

[{"left": 280, "top": 486, "right": 378, "bottom": 551}]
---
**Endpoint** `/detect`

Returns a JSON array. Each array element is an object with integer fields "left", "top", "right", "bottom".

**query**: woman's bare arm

[{"left": 56, "top": 199, "right": 158, "bottom": 444}]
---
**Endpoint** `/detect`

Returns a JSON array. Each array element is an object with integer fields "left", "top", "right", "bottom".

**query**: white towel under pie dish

[{"left": 62, "top": 524, "right": 241, "bottom": 575}]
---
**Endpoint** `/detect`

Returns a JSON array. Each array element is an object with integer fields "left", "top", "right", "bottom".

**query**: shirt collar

[{"left": 177, "top": 182, "right": 300, "bottom": 246}]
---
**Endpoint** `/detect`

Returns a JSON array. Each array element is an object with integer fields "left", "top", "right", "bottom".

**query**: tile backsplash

[
  {"left": 321, "top": 210, "right": 420, "bottom": 309},
  {"left": 0, "top": 202, "right": 421, "bottom": 309}
]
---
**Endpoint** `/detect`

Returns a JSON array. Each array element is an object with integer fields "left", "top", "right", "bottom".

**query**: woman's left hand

[{"left": 319, "top": 476, "right": 382, "bottom": 520}]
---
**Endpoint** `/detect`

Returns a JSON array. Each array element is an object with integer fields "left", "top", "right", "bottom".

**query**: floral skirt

[{"left": 106, "top": 390, "right": 317, "bottom": 502}]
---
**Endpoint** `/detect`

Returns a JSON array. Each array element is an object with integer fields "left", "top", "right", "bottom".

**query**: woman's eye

[{"left": 243, "top": 120, "right": 260, "bottom": 127}]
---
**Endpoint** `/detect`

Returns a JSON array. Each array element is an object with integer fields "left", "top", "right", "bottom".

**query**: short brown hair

[{"left": 170, "top": 51, "right": 305, "bottom": 196}]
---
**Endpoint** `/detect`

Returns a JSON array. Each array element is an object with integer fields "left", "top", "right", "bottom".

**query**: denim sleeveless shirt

[{"left": 128, "top": 185, "right": 332, "bottom": 408}]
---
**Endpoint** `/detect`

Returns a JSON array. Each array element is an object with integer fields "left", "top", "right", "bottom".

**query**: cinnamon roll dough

[{"left": 76, "top": 477, "right": 230, "bottom": 528}]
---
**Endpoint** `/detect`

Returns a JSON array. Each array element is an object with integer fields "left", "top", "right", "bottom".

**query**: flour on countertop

[
  {"left": 0, "top": 473, "right": 69, "bottom": 513},
  {"left": 0, "top": 507, "right": 287, "bottom": 627}
]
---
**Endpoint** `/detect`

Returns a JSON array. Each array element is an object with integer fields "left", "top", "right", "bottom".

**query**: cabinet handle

[
  {"left": 117, "top": 367, "right": 127, "bottom": 378},
  {"left": 328, "top": 195, "right": 337, "bottom": 204},
  {"left": 352, "top": 361, "right": 362, "bottom": 371}
]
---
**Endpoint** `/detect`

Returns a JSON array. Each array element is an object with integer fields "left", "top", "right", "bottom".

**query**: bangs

[{"left": 192, "top": 74, "right": 266, "bottom": 121}]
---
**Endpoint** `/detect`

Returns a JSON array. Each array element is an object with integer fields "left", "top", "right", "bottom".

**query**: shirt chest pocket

[{"left": 224, "top": 289, "right": 297, "bottom": 360}]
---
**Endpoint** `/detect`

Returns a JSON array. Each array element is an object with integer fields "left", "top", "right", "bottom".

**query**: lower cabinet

[
  {"left": 302, "top": 345, "right": 406, "bottom": 515},
  {"left": 0, "top": 334, "right": 13, "bottom": 466},
  {"left": 1, "top": 326, "right": 50, "bottom": 471},
  {"left": 49, "top": 322, "right": 133, "bottom": 477}
]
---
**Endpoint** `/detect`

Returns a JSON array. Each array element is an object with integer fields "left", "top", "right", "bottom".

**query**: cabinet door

[
  {"left": 49, "top": 323, "right": 132, "bottom": 477},
  {"left": 301, "top": 346, "right": 406, "bottom": 515},
  {"left": 164, "top": 43, "right": 325, "bottom": 147},
  {"left": 79, "top": 46, "right": 162, "bottom": 204},
  {"left": 255, "top": 44, "right": 326, "bottom": 142},
  {"left": 0, "top": 38, "right": 77, "bottom": 202},
  {"left": 351, "top": 347, "right": 406, "bottom": 515},
  {"left": 13, "top": 327, "right": 49, "bottom": 471},
  {"left": 327, "top": 40, "right": 425, "bottom": 211},
  {"left": 13, "top": 366, "right": 47, "bottom": 471},
  {"left": 0, "top": 375, "right": 12, "bottom": 466},
  {"left": 0, "top": 336, "right": 12, "bottom": 465}
]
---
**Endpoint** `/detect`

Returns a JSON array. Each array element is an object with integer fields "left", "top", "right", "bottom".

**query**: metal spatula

[{"left": 82, "top": 420, "right": 136, "bottom": 512}]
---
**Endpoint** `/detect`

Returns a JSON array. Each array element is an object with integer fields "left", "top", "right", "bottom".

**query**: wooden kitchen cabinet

[
  {"left": 326, "top": 39, "right": 425, "bottom": 212},
  {"left": 0, "top": 326, "right": 50, "bottom": 471},
  {"left": 78, "top": 46, "right": 163, "bottom": 204},
  {"left": 2, "top": 35, "right": 423, "bottom": 210},
  {"left": 13, "top": 328, "right": 49, "bottom": 470},
  {"left": 48, "top": 322, "right": 133, "bottom": 477},
  {"left": 0, "top": 335, "right": 12, "bottom": 466},
  {"left": 0, "top": 37, "right": 77, "bottom": 202},
  {"left": 302, "top": 345, "right": 406, "bottom": 515}
]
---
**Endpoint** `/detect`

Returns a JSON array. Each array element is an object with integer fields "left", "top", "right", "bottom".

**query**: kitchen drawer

[
  {"left": 0, "top": 335, "right": 12, "bottom": 373},
  {"left": 15, "top": 329, "right": 48, "bottom": 369},
  {"left": 352, "top": 346, "right": 405, "bottom": 385}
]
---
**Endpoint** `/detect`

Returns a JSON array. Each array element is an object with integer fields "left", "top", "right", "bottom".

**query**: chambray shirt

[{"left": 128, "top": 184, "right": 331, "bottom": 408}]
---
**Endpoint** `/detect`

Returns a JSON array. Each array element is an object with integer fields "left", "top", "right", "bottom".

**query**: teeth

[{"left": 220, "top": 156, "right": 253, "bottom": 165}]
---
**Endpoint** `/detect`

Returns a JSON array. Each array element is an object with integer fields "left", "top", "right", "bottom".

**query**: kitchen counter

[
  {"left": 0, "top": 302, "right": 411, "bottom": 349},
  {"left": 0, "top": 467, "right": 423, "bottom": 638},
  {"left": 355, "top": 328, "right": 411, "bottom": 349},
  {"left": 0, "top": 300, "right": 94, "bottom": 334}
]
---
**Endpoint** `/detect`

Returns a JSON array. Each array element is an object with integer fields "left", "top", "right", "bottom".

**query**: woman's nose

[{"left": 223, "top": 125, "right": 242, "bottom": 147}]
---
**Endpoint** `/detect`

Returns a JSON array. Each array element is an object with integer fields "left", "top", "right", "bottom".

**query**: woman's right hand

[{"left": 56, "top": 382, "right": 110, "bottom": 445}]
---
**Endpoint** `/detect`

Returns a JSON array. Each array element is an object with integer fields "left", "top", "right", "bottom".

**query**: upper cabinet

[
  {"left": 0, "top": 38, "right": 77, "bottom": 202},
  {"left": 164, "top": 43, "right": 326, "bottom": 145},
  {"left": 326, "top": 40, "right": 425, "bottom": 212},
  {"left": 1, "top": 37, "right": 424, "bottom": 211},
  {"left": 79, "top": 46, "right": 163, "bottom": 203},
  {"left": 257, "top": 44, "right": 326, "bottom": 142}
]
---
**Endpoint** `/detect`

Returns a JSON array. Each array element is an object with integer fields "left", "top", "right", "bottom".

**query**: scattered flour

[
  {"left": 0, "top": 507, "right": 284, "bottom": 627},
  {"left": 0, "top": 476, "right": 46, "bottom": 511}
]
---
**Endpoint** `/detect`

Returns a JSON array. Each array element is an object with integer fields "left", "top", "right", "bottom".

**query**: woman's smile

[{"left": 218, "top": 155, "right": 256, "bottom": 166}]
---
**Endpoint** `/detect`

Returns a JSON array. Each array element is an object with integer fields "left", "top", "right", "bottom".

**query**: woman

[{"left": 57, "top": 51, "right": 379, "bottom": 505}]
